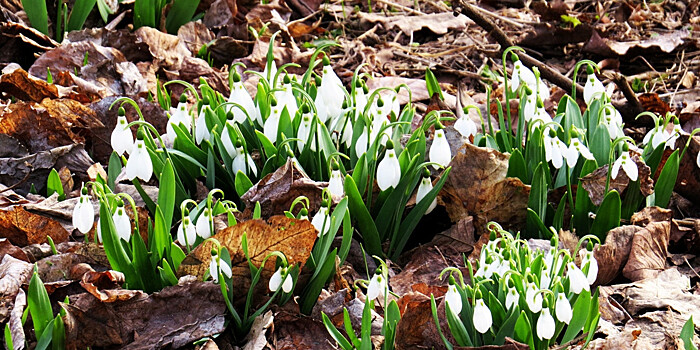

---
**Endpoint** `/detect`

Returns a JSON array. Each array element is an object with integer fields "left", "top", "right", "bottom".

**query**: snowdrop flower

[
  {"left": 567, "top": 262, "right": 590, "bottom": 294},
  {"left": 111, "top": 107, "right": 133, "bottom": 156},
  {"left": 72, "top": 186, "right": 94, "bottom": 234},
  {"left": 296, "top": 104, "right": 315, "bottom": 152},
  {"left": 275, "top": 74, "right": 298, "bottom": 120},
  {"left": 697, "top": 148, "right": 700, "bottom": 169},
  {"left": 126, "top": 136, "right": 153, "bottom": 182},
  {"left": 582, "top": 243, "right": 599, "bottom": 285},
  {"left": 525, "top": 281, "right": 542, "bottom": 313},
  {"left": 583, "top": 67, "right": 605, "bottom": 105},
  {"left": 376, "top": 140, "right": 401, "bottom": 191},
  {"left": 298, "top": 208, "right": 309, "bottom": 221},
  {"left": 536, "top": 304, "right": 556, "bottom": 340},
  {"left": 367, "top": 269, "right": 387, "bottom": 301},
  {"left": 354, "top": 80, "right": 369, "bottom": 116},
  {"left": 232, "top": 140, "right": 257, "bottom": 177},
  {"left": 263, "top": 60, "right": 278, "bottom": 86},
  {"left": 555, "top": 293, "right": 573, "bottom": 324},
  {"left": 544, "top": 127, "right": 567, "bottom": 169},
  {"left": 540, "top": 263, "right": 551, "bottom": 289},
  {"left": 221, "top": 113, "right": 239, "bottom": 158},
  {"left": 473, "top": 297, "right": 493, "bottom": 334},
  {"left": 176, "top": 213, "right": 196, "bottom": 247},
  {"left": 666, "top": 118, "right": 683, "bottom": 149},
  {"left": 531, "top": 98, "right": 552, "bottom": 123},
  {"left": 612, "top": 150, "right": 638, "bottom": 181},
  {"left": 601, "top": 106, "right": 624, "bottom": 140},
  {"left": 315, "top": 56, "right": 345, "bottom": 123},
  {"left": 355, "top": 125, "right": 370, "bottom": 158},
  {"left": 642, "top": 124, "right": 671, "bottom": 149},
  {"left": 370, "top": 97, "right": 393, "bottom": 148},
  {"left": 196, "top": 208, "right": 213, "bottom": 239},
  {"left": 416, "top": 168, "right": 437, "bottom": 214},
  {"left": 565, "top": 137, "right": 595, "bottom": 168},
  {"left": 510, "top": 56, "right": 537, "bottom": 92},
  {"left": 328, "top": 160, "right": 344, "bottom": 198},
  {"left": 112, "top": 201, "right": 131, "bottom": 242},
  {"left": 445, "top": 279, "right": 462, "bottom": 316},
  {"left": 209, "top": 252, "right": 232, "bottom": 283},
  {"left": 454, "top": 112, "right": 477, "bottom": 142},
  {"left": 505, "top": 283, "right": 519, "bottom": 310},
  {"left": 264, "top": 98, "right": 282, "bottom": 142},
  {"left": 227, "top": 71, "right": 259, "bottom": 124},
  {"left": 429, "top": 124, "right": 451, "bottom": 169},
  {"left": 311, "top": 200, "right": 330, "bottom": 237},
  {"left": 269, "top": 266, "right": 294, "bottom": 293},
  {"left": 167, "top": 95, "right": 192, "bottom": 142},
  {"left": 195, "top": 99, "right": 212, "bottom": 144}
]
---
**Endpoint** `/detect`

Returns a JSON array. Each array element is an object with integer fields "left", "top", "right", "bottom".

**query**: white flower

[
  {"left": 315, "top": 64, "right": 345, "bottom": 123},
  {"left": 544, "top": 131, "right": 567, "bottom": 169},
  {"left": 445, "top": 284, "right": 462, "bottom": 316},
  {"left": 367, "top": 272, "right": 387, "bottom": 301},
  {"left": 506, "top": 286, "right": 519, "bottom": 310},
  {"left": 540, "top": 263, "right": 551, "bottom": 289},
  {"left": 232, "top": 145, "right": 257, "bottom": 177},
  {"left": 195, "top": 103, "right": 212, "bottom": 144},
  {"left": 355, "top": 127, "right": 369, "bottom": 158},
  {"left": 355, "top": 84, "right": 368, "bottom": 115},
  {"left": 328, "top": 169, "right": 345, "bottom": 197},
  {"left": 429, "top": 129, "right": 451, "bottom": 169},
  {"left": 565, "top": 138, "right": 595, "bottom": 168},
  {"left": 311, "top": 206, "right": 330, "bottom": 237},
  {"left": 473, "top": 299, "right": 493, "bottom": 334},
  {"left": 567, "top": 262, "right": 590, "bottom": 294},
  {"left": 611, "top": 151, "right": 638, "bottom": 181},
  {"left": 697, "top": 149, "right": 700, "bottom": 169},
  {"left": 112, "top": 205, "right": 131, "bottom": 242},
  {"left": 525, "top": 282, "right": 542, "bottom": 313},
  {"left": 72, "top": 192, "right": 94, "bottom": 234},
  {"left": 220, "top": 120, "right": 239, "bottom": 158},
  {"left": 167, "top": 101, "right": 191, "bottom": 142},
  {"left": 416, "top": 175, "right": 437, "bottom": 214},
  {"left": 454, "top": 114, "right": 477, "bottom": 142},
  {"left": 176, "top": 217, "right": 197, "bottom": 247},
  {"left": 583, "top": 73, "right": 606, "bottom": 105},
  {"left": 228, "top": 80, "right": 259, "bottom": 124},
  {"left": 264, "top": 103, "right": 282, "bottom": 142},
  {"left": 511, "top": 60, "right": 537, "bottom": 92},
  {"left": 269, "top": 267, "right": 294, "bottom": 293},
  {"left": 263, "top": 60, "right": 278, "bottom": 86},
  {"left": 126, "top": 139, "right": 153, "bottom": 182},
  {"left": 296, "top": 112, "right": 314, "bottom": 152},
  {"left": 643, "top": 125, "right": 670, "bottom": 149},
  {"left": 377, "top": 148, "right": 401, "bottom": 191},
  {"left": 536, "top": 307, "right": 556, "bottom": 340},
  {"left": 582, "top": 250, "right": 599, "bottom": 285},
  {"left": 555, "top": 293, "right": 572, "bottom": 324},
  {"left": 666, "top": 121, "right": 683, "bottom": 149},
  {"left": 275, "top": 82, "right": 298, "bottom": 120},
  {"left": 209, "top": 256, "right": 232, "bottom": 283},
  {"left": 111, "top": 114, "right": 133, "bottom": 156},
  {"left": 196, "top": 208, "right": 213, "bottom": 239},
  {"left": 602, "top": 107, "right": 624, "bottom": 140}
]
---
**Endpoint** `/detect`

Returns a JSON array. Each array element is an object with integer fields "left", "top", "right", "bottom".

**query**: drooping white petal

[
  {"left": 228, "top": 82, "right": 258, "bottom": 123},
  {"left": 696, "top": 150, "right": 700, "bottom": 169},
  {"left": 269, "top": 267, "right": 283, "bottom": 291},
  {"left": 565, "top": 143, "right": 580, "bottom": 169},
  {"left": 125, "top": 140, "right": 153, "bottom": 182},
  {"left": 221, "top": 123, "right": 238, "bottom": 158},
  {"left": 176, "top": 219, "right": 197, "bottom": 247},
  {"left": 584, "top": 251, "right": 599, "bottom": 285},
  {"left": 328, "top": 170, "right": 345, "bottom": 197},
  {"left": 473, "top": 299, "right": 493, "bottom": 334},
  {"left": 584, "top": 75, "right": 605, "bottom": 105},
  {"left": 367, "top": 273, "right": 385, "bottom": 301},
  {"left": 511, "top": 61, "right": 536, "bottom": 92},
  {"left": 196, "top": 209, "right": 213, "bottom": 239},
  {"left": 264, "top": 106, "right": 281, "bottom": 142},
  {"left": 506, "top": 287, "right": 519, "bottom": 310},
  {"left": 429, "top": 130, "right": 451, "bottom": 169},
  {"left": 111, "top": 116, "right": 133, "bottom": 156},
  {"left": 611, "top": 156, "right": 623, "bottom": 180},
  {"left": 454, "top": 115, "right": 477, "bottom": 141},
  {"left": 72, "top": 195, "right": 94, "bottom": 234},
  {"left": 445, "top": 285, "right": 462, "bottom": 316},
  {"left": 282, "top": 273, "right": 294, "bottom": 293},
  {"left": 376, "top": 149, "right": 401, "bottom": 191},
  {"left": 195, "top": 107, "right": 211, "bottom": 144},
  {"left": 526, "top": 283, "right": 542, "bottom": 313},
  {"left": 232, "top": 147, "right": 257, "bottom": 177},
  {"left": 555, "top": 293, "right": 573, "bottom": 324},
  {"left": 355, "top": 130, "right": 369, "bottom": 158},
  {"left": 167, "top": 102, "right": 191, "bottom": 142},
  {"left": 621, "top": 154, "right": 638, "bottom": 181},
  {"left": 416, "top": 177, "right": 437, "bottom": 214},
  {"left": 210, "top": 257, "right": 232, "bottom": 283},
  {"left": 275, "top": 83, "right": 298, "bottom": 120},
  {"left": 311, "top": 207, "right": 329, "bottom": 237},
  {"left": 536, "top": 308, "right": 556, "bottom": 340},
  {"left": 112, "top": 208, "right": 131, "bottom": 242},
  {"left": 567, "top": 262, "right": 590, "bottom": 294}
]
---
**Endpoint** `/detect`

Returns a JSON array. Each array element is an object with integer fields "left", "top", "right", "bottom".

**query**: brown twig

[
  {"left": 605, "top": 71, "right": 644, "bottom": 123},
  {"left": 453, "top": 0, "right": 584, "bottom": 96}
]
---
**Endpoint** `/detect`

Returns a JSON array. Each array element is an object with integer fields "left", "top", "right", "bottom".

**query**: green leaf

[
  {"left": 526, "top": 162, "right": 547, "bottom": 236},
  {"left": 165, "top": 0, "right": 200, "bottom": 34},
  {"left": 507, "top": 149, "right": 528, "bottom": 183},
  {"left": 561, "top": 289, "right": 591, "bottom": 343},
  {"left": 445, "top": 303, "right": 472, "bottom": 347},
  {"left": 344, "top": 175, "right": 382, "bottom": 257},
  {"left": 66, "top": 0, "right": 97, "bottom": 31},
  {"left": 96, "top": 0, "right": 114, "bottom": 23},
  {"left": 108, "top": 151, "right": 122, "bottom": 190},
  {"left": 590, "top": 190, "right": 621, "bottom": 241},
  {"left": 4, "top": 324, "right": 13, "bottom": 350},
  {"left": 157, "top": 159, "right": 176, "bottom": 232},
  {"left": 235, "top": 170, "right": 254, "bottom": 197},
  {"left": 158, "top": 258, "right": 179, "bottom": 286},
  {"left": 681, "top": 316, "right": 697, "bottom": 350},
  {"left": 425, "top": 68, "right": 444, "bottom": 101},
  {"left": 300, "top": 249, "right": 337, "bottom": 315},
  {"left": 573, "top": 159, "right": 598, "bottom": 235},
  {"left": 653, "top": 149, "right": 679, "bottom": 208},
  {"left": 46, "top": 168, "right": 64, "bottom": 201},
  {"left": 430, "top": 295, "right": 454, "bottom": 350},
  {"left": 513, "top": 311, "right": 534, "bottom": 349},
  {"left": 493, "top": 306, "right": 520, "bottom": 345},
  {"left": 34, "top": 318, "right": 55, "bottom": 350},
  {"left": 21, "top": 0, "right": 49, "bottom": 35},
  {"left": 322, "top": 312, "right": 353, "bottom": 350},
  {"left": 589, "top": 125, "right": 611, "bottom": 167},
  {"left": 28, "top": 271, "right": 53, "bottom": 338},
  {"left": 51, "top": 314, "right": 65, "bottom": 350}
]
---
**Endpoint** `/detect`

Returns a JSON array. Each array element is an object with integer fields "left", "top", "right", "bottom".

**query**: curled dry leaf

[
  {"left": 80, "top": 270, "right": 132, "bottom": 302},
  {"left": 63, "top": 282, "right": 227, "bottom": 350},
  {"left": 583, "top": 28, "right": 690, "bottom": 56},
  {"left": 273, "top": 309, "right": 337, "bottom": 349},
  {"left": 242, "top": 310, "right": 273, "bottom": 350},
  {"left": 580, "top": 152, "right": 653, "bottom": 206},
  {"left": 0, "top": 206, "right": 69, "bottom": 246},
  {"left": 630, "top": 206, "right": 672, "bottom": 226},
  {"left": 358, "top": 12, "right": 473, "bottom": 36},
  {"left": 241, "top": 159, "right": 327, "bottom": 219},
  {"left": 395, "top": 292, "right": 452, "bottom": 350},
  {"left": 177, "top": 21, "right": 215, "bottom": 56},
  {"left": 0, "top": 254, "right": 32, "bottom": 323},
  {"left": 0, "top": 66, "right": 58, "bottom": 101},
  {"left": 438, "top": 143, "right": 530, "bottom": 234},
  {"left": 622, "top": 221, "right": 670, "bottom": 281},
  {"left": 0, "top": 21, "right": 56, "bottom": 68},
  {"left": 37, "top": 252, "right": 92, "bottom": 283},
  {"left": 594, "top": 225, "right": 643, "bottom": 285},
  {"left": 177, "top": 216, "right": 317, "bottom": 298},
  {"left": 0, "top": 238, "right": 29, "bottom": 262},
  {"left": 675, "top": 134, "right": 700, "bottom": 205}
]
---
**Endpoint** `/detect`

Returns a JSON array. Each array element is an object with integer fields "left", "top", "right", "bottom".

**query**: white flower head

[
  {"left": 454, "top": 114, "right": 477, "bottom": 142},
  {"left": 582, "top": 244, "right": 599, "bottom": 285},
  {"left": 269, "top": 266, "right": 294, "bottom": 293},
  {"left": 612, "top": 150, "right": 638, "bottom": 181},
  {"left": 311, "top": 203, "right": 330, "bottom": 237},
  {"left": 264, "top": 98, "right": 282, "bottom": 143},
  {"left": 196, "top": 208, "right": 213, "bottom": 239},
  {"left": 209, "top": 253, "right": 232, "bottom": 283},
  {"left": 376, "top": 141, "right": 401, "bottom": 191},
  {"left": 544, "top": 127, "right": 567, "bottom": 169},
  {"left": 565, "top": 137, "right": 594, "bottom": 168},
  {"left": 555, "top": 293, "right": 572, "bottom": 324},
  {"left": 195, "top": 101, "right": 212, "bottom": 144},
  {"left": 328, "top": 161, "right": 345, "bottom": 198},
  {"left": 536, "top": 306, "right": 556, "bottom": 340},
  {"left": 525, "top": 282, "right": 542, "bottom": 313},
  {"left": 429, "top": 127, "right": 452, "bottom": 169},
  {"left": 506, "top": 285, "right": 519, "bottom": 310},
  {"left": 275, "top": 74, "right": 298, "bottom": 119},
  {"left": 112, "top": 203, "right": 131, "bottom": 242},
  {"left": 510, "top": 58, "right": 536, "bottom": 92},
  {"left": 473, "top": 298, "right": 493, "bottom": 334},
  {"left": 583, "top": 68, "right": 606, "bottom": 105},
  {"left": 167, "top": 96, "right": 192, "bottom": 142},
  {"left": 176, "top": 215, "right": 197, "bottom": 247},
  {"left": 567, "top": 262, "right": 590, "bottom": 294},
  {"left": 416, "top": 169, "right": 437, "bottom": 214},
  {"left": 445, "top": 282, "right": 462, "bottom": 316},
  {"left": 602, "top": 106, "right": 624, "bottom": 140},
  {"left": 367, "top": 270, "right": 387, "bottom": 301},
  {"left": 125, "top": 138, "right": 153, "bottom": 182},
  {"left": 72, "top": 186, "right": 94, "bottom": 234},
  {"left": 228, "top": 71, "right": 259, "bottom": 124},
  {"left": 232, "top": 141, "right": 257, "bottom": 177},
  {"left": 111, "top": 108, "right": 133, "bottom": 156}
]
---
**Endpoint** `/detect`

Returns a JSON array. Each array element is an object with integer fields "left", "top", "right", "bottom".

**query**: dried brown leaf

[
  {"left": 594, "top": 225, "right": 643, "bottom": 285},
  {"left": 0, "top": 206, "right": 69, "bottom": 246},
  {"left": 675, "top": 134, "right": 700, "bottom": 205},
  {"left": 580, "top": 153, "right": 652, "bottom": 206},
  {"left": 0, "top": 66, "right": 58, "bottom": 101},
  {"left": 79, "top": 270, "right": 132, "bottom": 302},
  {"left": 622, "top": 221, "right": 670, "bottom": 281},
  {"left": 0, "top": 254, "right": 32, "bottom": 323},
  {"left": 358, "top": 12, "right": 473, "bottom": 36},
  {"left": 630, "top": 206, "right": 672, "bottom": 226},
  {"left": 0, "top": 238, "right": 29, "bottom": 262},
  {"left": 273, "top": 310, "right": 336, "bottom": 349}
]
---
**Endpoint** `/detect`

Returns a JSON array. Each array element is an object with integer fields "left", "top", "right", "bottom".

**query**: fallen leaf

[
  {"left": 37, "top": 252, "right": 92, "bottom": 283},
  {"left": 0, "top": 66, "right": 58, "bottom": 101},
  {"left": 580, "top": 152, "right": 653, "bottom": 206},
  {"left": 395, "top": 293, "right": 450, "bottom": 350},
  {"left": 243, "top": 310, "right": 273, "bottom": 350},
  {"left": 674, "top": 134, "right": 700, "bottom": 206},
  {"left": 638, "top": 93, "right": 672, "bottom": 118},
  {"left": 0, "top": 255, "right": 32, "bottom": 349},
  {"left": 630, "top": 206, "right": 672, "bottom": 226},
  {"left": 63, "top": 282, "right": 227, "bottom": 349},
  {"left": 594, "top": 225, "right": 643, "bottom": 285},
  {"left": 0, "top": 21, "right": 57, "bottom": 69},
  {"left": 272, "top": 309, "right": 337, "bottom": 349},
  {"left": 358, "top": 12, "right": 473, "bottom": 36},
  {"left": 134, "top": 26, "right": 191, "bottom": 71},
  {"left": 584, "top": 29, "right": 690, "bottom": 56},
  {"left": 0, "top": 206, "right": 69, "bottom": 246},
  {"left": 438, "top": 143, "right": 530, "bottom": 234},
  {"left": 0, "top": 238, "right": 29, "bottom": 262},
  {"left": 177, "top": 21, "right": 216, "bottom": 56},
  {"left": 79, "top": 270, "right": 133, "bottom": 302},
  {"left": 622, "top": 221, "right": 670, "bottom": 281},
  {"left": 178, "top": 216, "right": 317, "bottom": 299}
]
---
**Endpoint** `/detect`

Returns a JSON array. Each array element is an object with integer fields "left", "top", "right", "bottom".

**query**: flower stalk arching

[
  {"left": 501, "top": 46, "right": 526, "bottom": 124},
  {"left": 605, "top": 136, "right": 636, "bottom": 194},
  {"left": 571, "top": 59, "right": 599, "bottom": 100},
  {"left": 439, "top": 267, "right": 466, "bottom": 288},
  {"left": 163, "top": 80, "right": 201, "bottom": 103}
]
